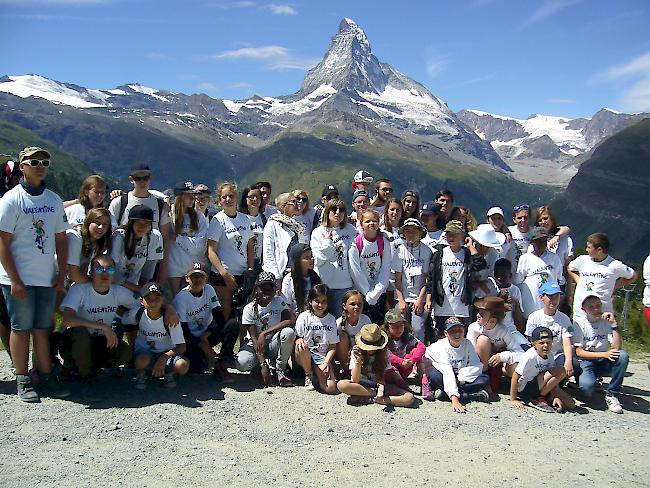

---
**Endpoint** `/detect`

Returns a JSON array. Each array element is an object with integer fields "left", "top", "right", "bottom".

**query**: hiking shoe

[
  {"left": 421, "top": 377, "right": 434, "bottom": 401},
  {"left": 277, "top": 370, "right": 293, "bottom": 387},
  {"left": 527, "top": 397, "right": 555, "bottom": 413},
  {"left": 304, "top": 375, "right": 315, "bottom": 391},
  {"left": 164, "top": 373, "right": 177, "bottom": 388},
  {"left": 16, "top": 374, "right": 40, "bottom": 403},
  {"left": 39, "top": 373, "right": 71, "bottom": 399},
  {"left": 605, "top": 394, "right": 623, "bottom": 414},
  {"left": 214, "top": 362, "right": 235, "bottom": 384},
  {"left": 134, "top": 371, "right": 148, "bottom": 390}
]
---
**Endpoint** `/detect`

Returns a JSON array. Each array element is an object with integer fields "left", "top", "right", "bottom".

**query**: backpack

[
  {"left": 115, "top": 193, "right": 165, "bottom": 226},
  {"left": 135, "top": 306, "right": 170, "bottom": 335},
  {"left": 355, "top": 233, "right": 385, "bottom": 260}
]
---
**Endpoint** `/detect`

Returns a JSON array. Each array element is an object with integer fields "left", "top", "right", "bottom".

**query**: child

[
  {"left": 393, "top": 218, "right": 433, "bottom": 342},
  {"left": 511, "top": 326, "right": 575, "bottom": 413},
  {"left": 337, "top": 323, "right": 415, "bottom": 407},
  {"left": 382, "top": 308, "right": 428, "bottom": 396},
  {"left": 349, "top": 190, "right": 370, "bottom": 232},
  {"left": 66, "top": 208, "right": 112, "bottom": 284},
  {"left": 492, "top": 258, "right": 525, "bottom": 333},
  {"left": 335, "top": 290, "right": 372, "bottom": 375},
  {"left": 172, "top": 262, "right": 239, "bottom": 381},
  {"left": 467, "top": 297, "right": 527, "bottom": 391},
  {"left": 294, "top": 284, "right": 339, "bottom": 393},
  {"left": 424, "top": 317, "right": 489, "bottom": 411},
  {"left": 573, "top": 294, "right": 629, "bottom": 414},
  {"left": 525, "top": 281, "right": 576, "bottom": 380},
  {"left": 126, "top": 282, "right": 189, "bottom": 390},
  {"left": 352, "top": 170, "right": 373, "bottom": 192},
  {"left": 349, "top": 209, "right": 393, "bottom": 324},
  {"left": 281, "top": 243, "right": 321, "bottom": 314},
  {"left": 234, "top": 271, "right": 296, "bottom": 387},
  {"left": 468, "top": 223, "right": 504, "bottom": 300}
]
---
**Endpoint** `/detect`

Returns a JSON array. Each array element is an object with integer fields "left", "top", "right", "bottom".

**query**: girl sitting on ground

[
  {"left": 335, "top": 290, "right": 372, "bottom": 377},
  {"left": 337, "top": 323, "right": 415, "bottom": 407}
]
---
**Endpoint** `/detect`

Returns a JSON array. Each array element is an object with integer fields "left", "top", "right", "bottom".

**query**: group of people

[{"left": 0, "top": 148, "right": 647, "bottom": 415}]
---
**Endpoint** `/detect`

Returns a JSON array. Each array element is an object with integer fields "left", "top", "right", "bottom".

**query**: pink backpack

[{"left": 355, "top": 233, "right": 385, "bottom": 261}]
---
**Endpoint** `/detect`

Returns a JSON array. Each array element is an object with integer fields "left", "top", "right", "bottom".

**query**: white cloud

[
  {"left": 268, "top": 4, "right": 296, "bottom": 15},
  {"left": 197, "top": 82, "right": 218, "bottom": 93},
  {"left": 521, "top": 0, "right": 581, "bottom": 28},
  {"left": 228, "top": 82, "right": 254, "bottom": 89},
  {"left": 209, "top": 45, "right": 316, "bottom": 71},
  {"left": 426, "top": 58, "right": 447, "bottom": 79},
  {"left": 599, "top": 52, "right": 650, "bottom": 112},
  {"left": 545, "top": 98, "right": 576, "bottom": 104}
]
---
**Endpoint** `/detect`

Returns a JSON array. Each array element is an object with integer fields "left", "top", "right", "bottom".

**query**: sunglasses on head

[
  {"left": 94, "top": 265, "right": 116, "bottom": 275},
  {"left": 23, "top": 159, "right": 50, "bottom": 167},
  {"left": 131, "top": 174, "right": 150, "bottom": 182},
  {"left": 513, "top": 204, "right": 530, "bottom": 211}
]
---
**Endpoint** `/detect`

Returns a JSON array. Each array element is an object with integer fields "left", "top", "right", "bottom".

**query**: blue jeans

[
  {"left": 428, "top": 368, "right": 489, "bottom": 395},
  {"left": 1, "top": 285, "right": 56, "bottom": 332},
  {"left": 577, "top": 350, "right": 629, "bottom": 397}
]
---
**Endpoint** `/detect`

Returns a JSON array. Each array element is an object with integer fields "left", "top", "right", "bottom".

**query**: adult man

[
  {"left": 0, "top": 146, "right": 70, "bottom": 402},
  {"left": 435, "top": 189, "right": 454, "bottom": 222},
  {"left": 370, "top": 178, "right": 393, "bottom": 214},
  {"left": 253, "top": 181, "right": 278, "bottom": 219}
]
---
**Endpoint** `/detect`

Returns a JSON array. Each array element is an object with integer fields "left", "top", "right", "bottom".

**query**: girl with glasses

[{"left": 67, "top": 208, "right": 113, "bottom": 285}]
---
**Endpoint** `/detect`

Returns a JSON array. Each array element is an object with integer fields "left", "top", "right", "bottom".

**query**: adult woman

[
  {"left": 207, "top": 182, "right": 254, "bottom": 319},
  {"left": 65, "top": 175, "right": 111, "bottom": 229},
  {"left": 381, "top": 197, "right": 404, "bottom": 242},
  {"left": 168, "top": 182, "right": 208, "bottom": 296},
  {"left": 292, "top": 189, "right": 318, "bottom": 241},
  {"left": 262, "top": 192, "right": 306, "bottom": 285},
  {"left": 535, "top": 206, "right": 573, "bottom": 265},
  {"left": 310, "top": 199, "right": 357, "bottom": 317},
  {"left": 401, "top": 190, "right": 420, "bottom": 221},
  {"left": 67, "top": 208, "right": 112, "bottom": 284},
  {"left": 238, "top": 185, "right": 266, "bottom": 273}
]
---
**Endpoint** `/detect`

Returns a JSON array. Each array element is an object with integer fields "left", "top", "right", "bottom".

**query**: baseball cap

[
  {"left": 384, "top": 308, "right": 405, "bottom": 324},
  {"left": 353, "top": 170, "right": 373, "bottom": 184},
  {"left": 538, "top": 281, "right": 562, "bottom": 296},
  {"left": 444, "top": 220, "right": 465, "bottom": 234},
  {"left": 195, "top": 183, "right": 210, "bottom": 194},
  {"left": 140, "top": 282, "right": 162, "bottom": 297},
  {"left": 402, "top": 189, "right": 420, "bottom": 199},
  {"left": 445, "top": 317, "right": 464, "bottom": 330},
  {"left": 289, "top": 243, "right": 310, "bottom": 264},
  {"left": 529, "top": 226, "right": 548, "bottom": 240},
  {"left": 352, "top": 190, "right": 369, "bottom": 201},
  {"left": 530, "top": 326, "right": 553, "bottom": 342},
  {"left": 19, "top": 147, "right": 50, "bottom": 163},
  {"left": 129, "top": 163, "right": 151, "bottom": 176},
  {"left": 256, "top": 271, "right": 276, "bottom": 285},
  {"left": 186, "top": 261, "right": 208, "bottom": 277},
  {"left": 173, "top": 181, "right": 197, "bottom": 196},
  {"left": 486, "top": 206, "right": 504, "bottom": 217},
  {"left": 128, "top": 204, "right": 154, "bottom": 221},
  {"left": 420, "top": 201, "right": 441, "bottom": 215},
  {"left": 322, "top": 184, "right": 339, "bottom": 197}
]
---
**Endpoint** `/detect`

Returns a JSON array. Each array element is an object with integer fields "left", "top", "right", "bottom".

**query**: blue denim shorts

[
  {"left": 134, "top": 348, "right": 186, "bottom": 368},
  {"left": 1, "top": 285, "right": 56, "bottom": 332}
]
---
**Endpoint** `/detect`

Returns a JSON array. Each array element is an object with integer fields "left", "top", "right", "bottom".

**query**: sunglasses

[
  {"left": 330, "top": 207, "right": 346, "bottom": 213},
  {"left": 131, "top": 175, "right": 150, "bottom": 182},
  {"left": 23, "top": 159, "right": 50, "bottom": 167},
  {"left": 94, "top": 265, "right": 116, "bottom": 275},
  {"left": 513, "top": 204, "right": 530, "bottom": 211},
  {"left": 381, "top": 187, "right": 394, "bottom": 193},
  {"left": 296, "top": 197, "right": 308, "bottom": 203}
]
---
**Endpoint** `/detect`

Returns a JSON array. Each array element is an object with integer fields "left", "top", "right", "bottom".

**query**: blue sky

[{"left": 2, "top": 0, "right": 650, "bottom": 118}]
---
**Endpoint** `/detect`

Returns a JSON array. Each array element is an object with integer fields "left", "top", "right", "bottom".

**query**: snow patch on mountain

[
  {"left": 0, "top": 75, "right": 105, "bottom": 108},
  {"left": 127, "top": 84, "right": 169, "bottom": 101},
  {"left": 223, "top": 85, "right": 337, "bottom": 116}
]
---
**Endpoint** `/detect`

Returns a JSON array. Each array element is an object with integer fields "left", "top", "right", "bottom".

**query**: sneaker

[
  {"left": 467, "top": 389, "right": 490, "bottom": 403},
  {"left": 277, "top": 370, "right": 293, "bottom": 387},
  {"left": 605, "top": 394, "right": 623, "bottom": 414},
  {"left": 134, "top": 371, "right": 148, "bottom": 390},
  {"left": 29, "top": 368, "right": 41, "bottom": 387},
  {"left": 433, "top": 388, "right": 445, "bottom": 400},
  {"left": 527, "top": 397, "right": 555, "bottom": 413},
  {"left": 304, "top": 375, "right": 315, "bottom": 391},
  {"left": 16, "top": 374, "right": 40, "bottom": 403},
  {"left": 38, "top": 373, "right": 71, "bottom": 399},
  {"left": 214, "top": 362, "right": 235, "bottom": 384},
  {"left": 421, "top": 377, "right": 434, "bottom": 401},
  {"left": 164, "top": 373, "right": 177, "bottom": 388},
  {"left": 347, "top": 395, "right": 373, "bottom": 406},
  {"left": 106, "top": 366, "right": 123, "bottom": 378}
]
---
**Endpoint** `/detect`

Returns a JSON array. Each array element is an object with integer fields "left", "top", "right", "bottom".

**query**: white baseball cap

[{"left": 486, "top": 206, "right": 504, "bottom": 217}]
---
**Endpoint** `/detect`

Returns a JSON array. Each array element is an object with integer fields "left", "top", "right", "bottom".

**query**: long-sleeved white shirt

[
  {"left": 262, "top": 219, "right": 307, "bottom": 280},
  {"left": 310, "top": 224, "right": 356, "bottom": 290},
  {"left": 425, "top": 338, "right": 483, "bottom": 399},
  {"left": 466, "top": 321, "right": 527, "bottom": 365},
  {"left": 348, "top": 234, "right": 392, "bottom": 305}
]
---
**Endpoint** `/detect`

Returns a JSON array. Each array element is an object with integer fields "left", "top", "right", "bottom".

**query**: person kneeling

[
  {"left": 124, "top": 282, "right": 189, "bottom": 390},
  {"left": 337, "top": 323, "right": 415, "bottom": 407}
]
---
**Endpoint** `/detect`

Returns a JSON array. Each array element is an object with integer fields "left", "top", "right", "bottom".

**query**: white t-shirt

[
  {"left": 168, "top": 210, "right": 208, "bottom": 278},
  {"left": 525, "top": 309, "right": 573, "bottom": 359},
  {"left": 126, "top": 308, "right": 185, "bottom": 353},
  {"left": 295, "top": 311, "right": 339, "bottom": 360},
  {"left": 466, "top": 321, "right": 527, "bottom": 364},
  {"left": 61, "top": 282, "right": 137, "bottom": 336},
  {"left": 392, "top": 242, "right": 433, "bottom": 302},
  {"left": 247, "top": 213, "right": 265, "bottom": 261},
  {"left": 108, "top": 192, "right": 171, "bottom": 230},
  {"left": 348, "top": 234, "right": 393, "bottom": 305},
  {"left": 111, "top": 228, "right": 164, "bottom": 285},
  {"left": 336, "top": 313, "right": 372, "bottom": 338},
  {"left": 572, "top": 316, "right": 614, "bottom": 353},
  {"left": 515, "top": 250, "right": 564, "bottom": 317},
  {"left": 310, "top": 224, "right": 356, "bottom": 290},
  {"left": 508, "top": 225, "right": 529, "bottom": 264},
  {"left": 515, "top": 347, "right": 555, "bottom": 391},
  {"left": 434, "top": 246, "right": 468, "bottom": 317},
  {"left": 494, "top": 283, "right": 523, "bottom": 330},
  {"left": 241, "top": 295, "right": 289, "bottom": 339},
  {"left": 421, "top": 229, "right": 444, "bottom": 251},
  {"left": 644, "top": 254, "right": 650, "bottom": 308},
  {"left": 0, "top": 185, "right": 69, "bottom": 287},
  {"left": 295, "top": 208, "right": 317, "bottom": 239},
  {"left": 425, "top": 337, "right": 483, "bottom": 398},
  {"left": 349, "top": 348, "right": 392, "bottom": 383},
  {"left": 472, "top": 248, "right": 500, "bottom": 300},
  {"left": 65, "top": 203, "right": 117, "bottom": 230},
  {"left": 172, "top": 284, "right": 220, "bottom": 338},
  {"left": 281, "top": 272, "right": 313, "bottom": 313},
  {"left": 569, "top": 254, "right": 635, "bottom": 318},
  {"left": 207, "top": 211, "right": 252, "bottom": 276}
]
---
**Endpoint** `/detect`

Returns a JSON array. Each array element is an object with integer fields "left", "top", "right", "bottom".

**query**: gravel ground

[{"left": 0, "top": 355, "right": 648, "bottom": 488}]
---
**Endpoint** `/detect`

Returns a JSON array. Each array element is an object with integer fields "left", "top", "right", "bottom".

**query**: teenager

[
  {"left": 401, "top": 190, "right": 420, "bottom": 221},
  {"left": 508, "top": 204, "right": 531, "bottom": 265},
  {"left": 281, "top": 243, "right": 321, "bottom": 314},
  {"left": 310, "top": 199, "right": 356, "bottom": 317},
  {"left": 238, "top": 185, "right": 265, "bottom": 274},
  {"left": 449, "top": 206, "right": 477, "bottom": 233},
  {"left": 352, "top": 170, "right": 373, "bottom": 192},
  {"left": 64, "top": 174, "right": 112, "bottom": 229},
  {"left": 370, "top": 178, "right": 393, "bottom": 214},
  {"left": 194, "top": 183, "right": 217, "bottom": 221},
  {"left": 253, "top": 181, "right": 278, "bottom": 219},
  {"left": 420, "top": 201, "right": 444, "bottom": 250},
  {"left": 492, "top": 258, "right": 525, "bottom": 333},
  {"left": 0, "top": 147, "right": 70, "bottom": 402},
  {"left": 349, "top": 190, "right": 370, "bottom": 232},
  {"left": 67, "top": 208, "right": 112, "bottom": 284},
  {"left": 535, "top": 206, "right": 573, "bottom": 266},
  {"left": 380, "top": 198, "right": 404, "bottom": 241},
  {"left": 435, "top": 189, "right": 453, "bottom": 223}
]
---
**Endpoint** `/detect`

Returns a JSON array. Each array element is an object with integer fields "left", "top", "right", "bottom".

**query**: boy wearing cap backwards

[
  {"left": 61, "top": 255, "right": 137, "bottom": 392},
  {"left": 352, "top": 170, "right": 373, "bottom": 192},
  {"left": 568, "top": 233, "right": 636, "bottom": 321},
  {"left": 173, "top": 261, "right": 239, "bottom": 380},
  {"left": 420, "top": 201, "right": 444, "bottom": 250},
  {"left": 430, "top": 220, "right": 487, "bottom": 338},
  {"left": 194, "top": 184, "right": 217, "bottom": 221},
  {"left": 348, "top": 189, "right": 370, "bottom": 232},
  {"left": 511, "top": 326, "right": 575, "bottom": 413},
  {"left": 572, "top": 294, "right": 629, "bottom": 413},
  {"left": 0, "top": 147, "right": 70, "bottom": 402},
  {"left": 393, "top": 218, "right": 433, "bottom": 343},
  {"left": 525, "top": 281, "right": 577, "bottom": 381},
  {"left": 424, "top": 317, "right": 489, "bottom": 411},
  {"left": 313, "top": 184, "right": 339, "bottom": 227},
  {"left": 126, "top": 282, "right": 189, "bottom": 390},
  {"left": 514, "top": 226, "right": 564, "bottom": 318}
]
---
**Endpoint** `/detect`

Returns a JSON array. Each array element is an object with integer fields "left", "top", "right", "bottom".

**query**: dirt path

[{"left": 0, "top": 356, "right": 648, "bottom": 487}]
